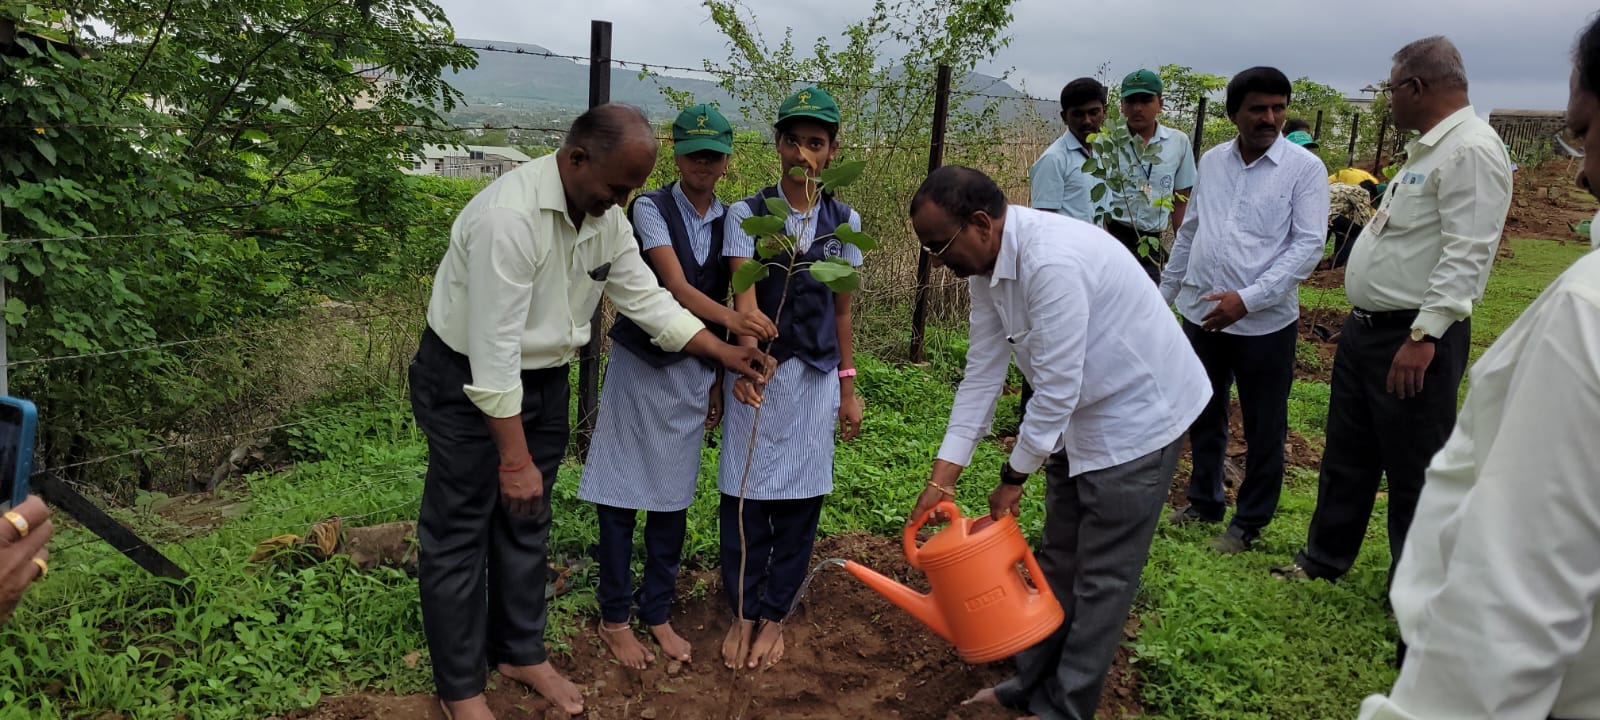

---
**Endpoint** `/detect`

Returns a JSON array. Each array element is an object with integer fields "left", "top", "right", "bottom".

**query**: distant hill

[{"left": 443, "top": 39, "right": 1052, "bottom": 128}]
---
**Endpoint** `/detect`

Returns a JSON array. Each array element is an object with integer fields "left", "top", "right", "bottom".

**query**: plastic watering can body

[{"left": 842, "top": 501, "right": 1064, "bottom": 663}]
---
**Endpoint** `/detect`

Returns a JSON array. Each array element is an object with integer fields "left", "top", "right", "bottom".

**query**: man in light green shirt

[{"left": 412, "top": 103, "right": 771, "bottom": 719}]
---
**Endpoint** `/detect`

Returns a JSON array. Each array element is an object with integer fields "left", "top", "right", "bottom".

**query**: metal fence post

[
  {"left": 575, "top": 19, "right": 612, "bottom": 460},
  {"left": 908, "top": 65, "right": 952, "bottom": 364}
]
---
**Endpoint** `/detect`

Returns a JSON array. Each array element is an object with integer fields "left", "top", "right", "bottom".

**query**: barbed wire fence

[{"left": 9, "top": 12, "right": 1384, "bottom": 583}]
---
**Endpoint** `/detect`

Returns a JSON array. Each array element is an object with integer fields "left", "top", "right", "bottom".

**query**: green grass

[{"left": 2, "top": 239, "right": 1582, "bottom": 719}]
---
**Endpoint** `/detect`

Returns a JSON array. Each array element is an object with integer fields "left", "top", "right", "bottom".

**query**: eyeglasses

[
  {"left": 926, "top": 221, "right": 965, "bottom": 256},
  {"left": 1557, "top": 127, "right": 1587, "bottom": 158},
  {"left": 1378, "top": 77, "right": 1421, "bottom": 99}
]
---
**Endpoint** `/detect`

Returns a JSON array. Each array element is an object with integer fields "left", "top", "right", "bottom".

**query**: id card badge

[{"left": 1369, "top": 209, "right": 1390, "bottom": 236}]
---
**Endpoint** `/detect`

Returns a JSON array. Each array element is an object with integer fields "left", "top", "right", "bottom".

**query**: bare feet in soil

[
  {"left": 438, "top": 695, "right": 494, "bottom": 720},
  {"left": 650, "top": 622, "right": 692, "bottom": 663},
  {"left": 722, "top": 618, "right": 755, "bottom": 669},
  {"left": 597, "top": 621, "right": 654, "bottom": 670},
  {"left": 495, "top": 661, "right": 584, "bottom": 715},
  {"left": 746, "top": 620, "right": 786, "bottom": 669}
]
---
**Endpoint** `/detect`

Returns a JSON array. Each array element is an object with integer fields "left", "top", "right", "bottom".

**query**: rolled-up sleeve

[
  {"left": 936, "top": 280, "right": 1010, "bottom": 467},
  {"left": 603, "top": 214, "right": 704, "bottom": 351},
  {"left": 462, "top": 208, "right": 539, "bottom": 418},
  {"left": 1414, "top": 143, "right": 1512, "bottom": 338}
]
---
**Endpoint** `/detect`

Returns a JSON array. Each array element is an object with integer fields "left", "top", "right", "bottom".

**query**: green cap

[
  {"left": 1120, "top": 69, "right": 1163, "bottom": 98},
  {"left": 1286, "top": 130, "right": 1319, "bottom": 149},
  {"left": 671, "top": 104, "right": 734, "bottom": 155},
  {"left": 777, "top": 85, "right": 840, "bottom": 125}
]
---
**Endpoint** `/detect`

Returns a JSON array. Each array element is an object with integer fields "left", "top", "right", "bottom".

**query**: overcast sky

[{"left": 437, "top": 0, "right": 1590, "bottom": 115}]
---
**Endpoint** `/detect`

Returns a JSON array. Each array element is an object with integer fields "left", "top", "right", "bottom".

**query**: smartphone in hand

[{"left": 0, "top": 397, "right": 38, "bottom": 510}]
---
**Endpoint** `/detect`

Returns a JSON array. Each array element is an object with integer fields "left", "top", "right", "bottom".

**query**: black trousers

[
  {"left": 1105, "top": 220, "right": 1164, "bottom": 284},
  {"left": 719, "top": 493, "right": 824, "bottom": 622},
  {"left": 409, "top": 327, "right": 570, "bottom": 701},
  {"left": 1182, "top": 320, "right": 1298, "bottom": 538},
  {"left": 593, "top": 503, "right": 688, "bottom": 626},
  {"left": 1296, "top": 311, "right": 1469, "bottom": 580}
]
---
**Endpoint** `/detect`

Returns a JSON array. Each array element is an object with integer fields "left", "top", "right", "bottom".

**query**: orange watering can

[{"left": 843, "top": 500, "right": 1063, "bottom": 663}]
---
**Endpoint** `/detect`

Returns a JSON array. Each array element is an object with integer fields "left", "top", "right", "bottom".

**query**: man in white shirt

[
  {"left": 1105, "top": 69, "right": 1197, "bottom": 283},
  {"left": 1274, "top": 37, "right": 1512, "bottom": 592},
  {"left": 410, "top": 104, "right": 771, "bottom": 719},
  {"left": 1161, "top": 67, "right": 1330, "bottom": 553},
  {"left": 1030, "top": 77, "right": 1108, "bottom": 222},
  {"left": 906, "top": 166, "right": 1210, "bottom": 720},
  {"left": 1357, "top": 23, "right": 1600, "bottom": 718}
]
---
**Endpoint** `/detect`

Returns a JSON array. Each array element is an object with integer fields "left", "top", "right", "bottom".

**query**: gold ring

[
  {"left": 31, "top": 557, "right": 46, "bottom": 577},
  {"left": 3, "top": 510, "right": 28, "bottom": 538}
]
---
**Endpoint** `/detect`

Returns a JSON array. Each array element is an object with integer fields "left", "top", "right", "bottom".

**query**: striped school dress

[
  {"left": 717, "top": 189, "right": 863, "bottom": 501},
  {"left": 578, "top": 185, "right": 726, "bottom": 512}
]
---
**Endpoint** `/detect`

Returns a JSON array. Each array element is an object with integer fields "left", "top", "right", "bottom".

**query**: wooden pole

[
  {"left": 908, "top": 64, "right": 952, "bottom": 364},
  {"left": 575, "top": 20, "right": 612, "bottom": 460}
]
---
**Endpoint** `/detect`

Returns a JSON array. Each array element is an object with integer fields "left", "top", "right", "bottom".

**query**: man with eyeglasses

[
  {"left": 1274, "top": 37, "right": 1513, "bottom": 609},
  {"left": 906, "top": 166, "right": 1209, "bottom": 720}
]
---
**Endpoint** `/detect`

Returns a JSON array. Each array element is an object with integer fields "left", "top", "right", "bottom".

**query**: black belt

[{"left": 1349, "top": 307, "right": 1418, "bottom": 329}]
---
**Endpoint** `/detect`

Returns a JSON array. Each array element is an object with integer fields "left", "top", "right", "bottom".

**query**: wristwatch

[
  {"left": 1408, "top": 327, "right": 1437, "bottom": 344},
  {"left": 1000, "top": 461, "right": 1029, "bottom": 486}
]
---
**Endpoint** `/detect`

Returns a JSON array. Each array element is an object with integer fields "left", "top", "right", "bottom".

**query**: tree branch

[{"left": 111, "top": 0, "right": 179, "bottom": 105}]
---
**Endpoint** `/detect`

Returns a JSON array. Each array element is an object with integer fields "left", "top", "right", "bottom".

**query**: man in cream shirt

[
  {"left": 410, "top": 103, "right": 770, "bottom": 719},
  {"left": 1358, "top": 19, "right": 1600, "bottom": 718},
  {"left": 1275, "top": 37, "right": 1512, "bottom": 595}
]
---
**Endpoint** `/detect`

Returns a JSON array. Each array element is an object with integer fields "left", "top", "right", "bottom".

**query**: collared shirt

[
  {"left": 425, "top": 154, "right": 704, "bottom": 417},
  {"left": 1105, "top": 123, "right": 1197, "bottom": 232},
  {"left": 724, "top": 187, "right": 865, "bottom": 266},
  {"left": 936, "top": 206, "right": 1211, "bottom": 475},
  {"left": 632, "top": 182, "right": 725, "bottom": 264},
  {"left": 1343, "top": 106, "right": 1513, "bottom": 338},
  {"left": 1356, "top": 249, "right": 1600, "bottom": 720},
  {"left": 1030, "top": 130, "right": 1100, "bottom": 223},
  {"left": 1162, "top": 135, "right": 1330, "bottom": 336}
]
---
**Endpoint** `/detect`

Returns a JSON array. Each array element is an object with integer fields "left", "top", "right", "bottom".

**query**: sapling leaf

[
  {"left": 763, "top": 196, "right": 790, "bottom": 219},
  {"left": 833, "top": 223, "right": 878, "bottom": 252},
  {"left": 756, "top": 234, "right": 791, "bottom": 259},
  {"left": 808, "top": 256, "right": 859, "bottom": 292},
  {"left": 819, "top": 160, "right": 866, "bottom": 190},
  {"left": 740, "top": 214, "right": 787, "bottom": 238},
  {"left": 731, "top": 260, "right": 770, "bottom": 293}
]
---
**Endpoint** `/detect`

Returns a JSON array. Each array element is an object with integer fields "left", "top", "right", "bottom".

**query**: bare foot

[
  {"left": 722, "top": 619, "right": 755, "bottom": 669},
  {"left": 438, "top": 695, "right": 495, "bottom": 720},
  {"left": 597, "top": 621, "right": 654, "bottom": 670},
  {"left": 649, "top": 622, "right": 692, "bottom": 663},
  {"left": 961, "top": 687, "right": 1000, "bottom": 706},
  {"left": 496, "top": 661, "right": 584, "bottom": 716},
  {"left": 746, "top": 620, "right": 785, "bottom": 669}
]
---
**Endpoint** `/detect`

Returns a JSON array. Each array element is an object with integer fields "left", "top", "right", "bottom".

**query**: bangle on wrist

[
  {"left": 838, "top": 368, "right": 857, "bottom": 379},
  {"left": 926, "top": 481, "right": 955, "bottom": 497},
  {"left": 499, "top": 455, "right": 533, "bottom": 473}
]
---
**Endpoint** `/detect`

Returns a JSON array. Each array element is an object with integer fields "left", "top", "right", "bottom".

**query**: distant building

[
  {"left": 404, "top": 144, "right": 536, "bottom": 178},
  {"left": 1489, "top": 109, "right": 1567, "bottom": 160}
]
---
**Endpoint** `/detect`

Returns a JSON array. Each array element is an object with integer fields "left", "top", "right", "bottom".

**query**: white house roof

[{"left": 420, "top": 144, "right": 535, "bottom": 162}]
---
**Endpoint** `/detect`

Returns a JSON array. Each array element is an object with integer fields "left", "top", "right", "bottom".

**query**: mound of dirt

[
  {"left": 1505, "top": 156, "right": 1595, "bottom": 242},
  {"left": 289, "top": 532, "right": 1142, "bottom": 720}
]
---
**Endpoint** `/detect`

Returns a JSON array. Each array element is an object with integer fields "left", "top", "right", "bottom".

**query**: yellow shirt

[
  {"left": 425, "top": 154, "right": 703, "bottom": 417},
  {"left": 1329, "top": 167, "right": 1380, "bottom": 186}
]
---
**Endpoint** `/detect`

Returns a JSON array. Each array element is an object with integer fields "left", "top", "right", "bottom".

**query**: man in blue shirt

[
  {"left": 1106, "top": 68, "right": 1197, "bottom": 283},
  {"left": 1030, "top": 78, "right": 1107, "bottom": 222}
]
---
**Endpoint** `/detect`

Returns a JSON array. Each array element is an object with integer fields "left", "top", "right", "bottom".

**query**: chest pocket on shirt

[
  {"left": 1248, "top": 193, "right": 1292, "bottom": 238},
  {"left": 1385, "top": 183, "right": 1432, "bottom": 234}
]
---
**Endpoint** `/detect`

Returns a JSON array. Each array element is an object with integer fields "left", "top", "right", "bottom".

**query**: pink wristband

[{"left": 838, "top": 368, "right": 857, "bottom": 378}]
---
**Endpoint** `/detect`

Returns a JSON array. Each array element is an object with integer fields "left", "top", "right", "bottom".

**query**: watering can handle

[
  {"left": 1021, "top": 547, "right": 1050, "bottom": 597},
  {"left": 903, "top": 500, "right": 962, "bottom": 571}
]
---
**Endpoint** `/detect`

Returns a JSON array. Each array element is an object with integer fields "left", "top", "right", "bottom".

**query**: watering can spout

[{"left": 841, "top": 560, "right": 952, "bottom": 643}]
